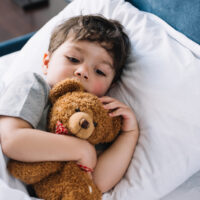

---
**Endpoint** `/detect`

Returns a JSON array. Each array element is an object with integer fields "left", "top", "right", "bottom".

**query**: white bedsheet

[
  {"left": 0, "top": 146, "right": 37, "bottom": 200},
  {"left": 0, "top": 52, "right": 18, "bottom": 96}
]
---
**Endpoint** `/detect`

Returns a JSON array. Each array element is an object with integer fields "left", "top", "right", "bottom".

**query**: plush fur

[{"left": 8, "top": 78, "right": 121, "bottom": 200}]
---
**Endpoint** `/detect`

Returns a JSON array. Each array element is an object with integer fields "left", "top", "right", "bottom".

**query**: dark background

[{"left": 0, "top": 0, "right": 68, "bottom": 42}]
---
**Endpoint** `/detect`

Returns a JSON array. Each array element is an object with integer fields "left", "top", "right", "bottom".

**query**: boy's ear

[{"left": 42, "top": 52, "right": 50, "bottom": 75}]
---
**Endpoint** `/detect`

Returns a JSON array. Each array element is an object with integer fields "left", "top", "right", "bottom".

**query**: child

[{"left": 0, "top": 15, "right": 139, "bottom": 193}]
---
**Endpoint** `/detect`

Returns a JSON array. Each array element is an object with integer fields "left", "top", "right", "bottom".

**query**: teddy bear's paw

[
  {"left": 33, "top": 171, "right": 66, "bottom": 200},
  {"left": 8, "top": 160, "right": 64, "bottom": 184},
  {"left": 59, "top": 162, "right": 102, "bottom": 200},
  {"left": 62, "top": 186, "right": 102, "bottom": 200}
]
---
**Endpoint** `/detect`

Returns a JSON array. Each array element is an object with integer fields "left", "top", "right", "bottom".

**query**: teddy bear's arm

[{"left": 8, "top": 160, "right": 64, "bottom": 184}]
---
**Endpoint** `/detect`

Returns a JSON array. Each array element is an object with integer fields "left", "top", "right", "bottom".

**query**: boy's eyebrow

[{"left": 71, "top": 46, "right": 83, "bottom": 52}]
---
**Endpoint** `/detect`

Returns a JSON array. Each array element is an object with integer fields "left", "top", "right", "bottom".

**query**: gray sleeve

[{"left": 0, "top": 72, "right": 50, "bottom": 128}]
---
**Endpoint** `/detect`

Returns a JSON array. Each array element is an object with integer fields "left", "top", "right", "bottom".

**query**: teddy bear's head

[{"left": 48, "top": 78, "right": 121, "bottom": 145}]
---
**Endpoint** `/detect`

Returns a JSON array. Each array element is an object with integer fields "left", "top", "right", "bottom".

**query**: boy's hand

[
  {"left": 99, "top": 96, "right": 138, "bottom": 134},
  {"left": 77, "top": 139, "right": 97, "bottom": 178}
]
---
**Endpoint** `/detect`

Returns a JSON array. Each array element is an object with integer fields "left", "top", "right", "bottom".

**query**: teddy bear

[{"left": 8, "top": 78, "right": 121, "bottom": 200}]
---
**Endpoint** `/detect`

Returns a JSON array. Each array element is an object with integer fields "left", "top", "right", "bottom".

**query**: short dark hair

[{"left": 48, "top": 15, "right": 130, "bottom": 83}]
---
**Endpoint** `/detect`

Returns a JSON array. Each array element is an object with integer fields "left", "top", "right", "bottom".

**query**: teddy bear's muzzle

[{"left": 68, "top": 112, "right": 95, "bottom": 139}]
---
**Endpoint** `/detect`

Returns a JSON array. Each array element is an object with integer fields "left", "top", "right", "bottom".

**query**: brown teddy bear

[{"left": 8, "top": 78, "right": 121, "bottom": 200}]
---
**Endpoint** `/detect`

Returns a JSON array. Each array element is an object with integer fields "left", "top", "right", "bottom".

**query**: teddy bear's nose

[
  {"left": 68, "top": 112, "right": 94, "bottom": 139},
  {"left": 80, "top": 119, "right": 89, "bottom": 129}
]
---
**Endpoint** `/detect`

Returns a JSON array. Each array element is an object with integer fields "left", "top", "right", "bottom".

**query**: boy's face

[{"left": 43, "top": 38, "right": 115, "bottom": 97}]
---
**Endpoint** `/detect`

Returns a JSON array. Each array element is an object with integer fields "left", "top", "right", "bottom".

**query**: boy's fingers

[
  {"left": 99, "top": 96, "right": 124, "bottom": 105},
  {"left": 109, "top": 107, "right": 129, "bottom": 117},
  {"left": 103, "top": 101, "right": 127, "bottom": 110},
  {"left": 99, "top": 96, "right": 115, "bottom": 103}
]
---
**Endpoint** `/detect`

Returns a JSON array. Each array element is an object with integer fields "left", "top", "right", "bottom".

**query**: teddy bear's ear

[{"left": 49, "top": 78, "right": 84, "bottom": 104}]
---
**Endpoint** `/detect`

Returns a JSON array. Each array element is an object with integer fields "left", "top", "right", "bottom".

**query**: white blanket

[{"left": 0, "top": 146, "right": 37, "bottom": 200}]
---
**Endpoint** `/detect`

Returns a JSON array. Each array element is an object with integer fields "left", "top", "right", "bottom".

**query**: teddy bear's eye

[
  {"left": 75, "top": 108, "right": 80, "bottom": 112},
  {"left": 93, "top": 122, "right": 98, "bottom": 127}
]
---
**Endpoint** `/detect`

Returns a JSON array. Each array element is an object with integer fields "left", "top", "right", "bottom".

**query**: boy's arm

[
  {"left": 93, "top": 96, "right": 139, "bottom": 193},
  {"left": 93, "top": 130, "right": 138, "bottom": 193},
  {"left": 0, "top": 116, "right": 97, "bottom": 169}
]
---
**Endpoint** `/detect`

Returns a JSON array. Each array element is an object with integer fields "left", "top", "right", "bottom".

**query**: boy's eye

[
  {"left": 67, "top": 56, "right": 80, "bottom": 63},
  {"left": 96, "top": 69, "right": 106, "bottom": 76}
]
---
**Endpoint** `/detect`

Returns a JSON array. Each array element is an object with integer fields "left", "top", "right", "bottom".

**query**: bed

[{"left": 0, "top": 0, "right": 200, "bottom": 199}]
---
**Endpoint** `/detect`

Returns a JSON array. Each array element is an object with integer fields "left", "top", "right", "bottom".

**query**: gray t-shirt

[{"left": 0, "top": 72, "right": 51, "bottom": 130}]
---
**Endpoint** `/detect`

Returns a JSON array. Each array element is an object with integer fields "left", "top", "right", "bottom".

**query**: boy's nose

[{"left": 74, "top": 67, "right": 89, "bottom": 80}]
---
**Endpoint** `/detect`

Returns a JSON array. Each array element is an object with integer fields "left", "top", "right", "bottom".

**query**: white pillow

[{"left": 2, "top": 0, "right": 200, "bottom": 199}]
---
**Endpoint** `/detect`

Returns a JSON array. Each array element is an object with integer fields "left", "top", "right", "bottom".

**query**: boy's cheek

[{"left": 91, "top": 82, "right": 108, "bottom": 97}]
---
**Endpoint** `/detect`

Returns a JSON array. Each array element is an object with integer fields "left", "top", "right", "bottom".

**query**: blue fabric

[
  {"left": 126, "top": 0, "right": 200, "bottom": 44},
  {"left": 0, "top": 32, "right": 35, "bottom": 57}
]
